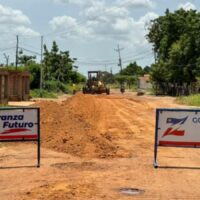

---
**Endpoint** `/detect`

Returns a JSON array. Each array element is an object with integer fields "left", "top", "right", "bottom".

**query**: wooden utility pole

[
  {"left": 110, "top": 67, "right": 113, "bottom": 74},
  {"left": 114, "top": 44, "right": 124, "bottom": 72},
  {"left": 105, "top": 64, "right": 107, "bottom": 72},
  {"left": 15, "top": 35, "right": 19, "bottom": 69},
  {"left": 40, "top": 35, "right": 43, "bottom": 97}
]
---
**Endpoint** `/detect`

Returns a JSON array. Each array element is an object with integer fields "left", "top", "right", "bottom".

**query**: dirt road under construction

[{"left": 1, "top": 92, "right": 200, "bottom": 200}]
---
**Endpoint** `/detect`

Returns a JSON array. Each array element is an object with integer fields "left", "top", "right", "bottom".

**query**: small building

[
  {"left": 138, "top": 74, "right": 152, "bottom": 90},
  {"left": 0, "top": 70, "right": 30, "bottom": 104}
]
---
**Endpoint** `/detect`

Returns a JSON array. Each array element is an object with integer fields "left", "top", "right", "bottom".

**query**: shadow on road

[
  {"left": 158, "top": 166, "right": 200, "bottom": 170},
  {"left": 0, "top": 165, "right": 38, "bottom": 170}
]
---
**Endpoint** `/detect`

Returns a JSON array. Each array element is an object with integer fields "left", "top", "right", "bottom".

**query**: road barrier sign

[
  {"left": 154, "top": 108, "right": 200, "bottom": 168},
  {"left": 0, "top": 107, "right": 40, "bottom": 167}
]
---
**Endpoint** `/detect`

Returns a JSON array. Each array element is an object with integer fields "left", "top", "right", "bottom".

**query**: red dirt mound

[{"left": 37, "top": 93, "right": 130, "bottom": 158}]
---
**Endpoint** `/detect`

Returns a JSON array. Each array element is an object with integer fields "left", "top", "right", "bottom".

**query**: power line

[
  {"left": 76, "top": 53, "right": 153, "bottom": 68},
  {"left": 19, "top": 41, "right": 40, "bottom": 52},
  {"left": 123, "top": 52, "right": 153, "bottom": 63},
  {"left": 123, "top": 53, "right": 153, "bottom": 64},
  {"left": 19, "top": 47, "right": 41, "bottom": 56},
  {"left": 75, "top": 60, "right": 118, "bottom": 66},
  {"left": 122, "top": 49, "right": 152, "bottom": 59},
  {"left": 0, "top": 46, "right": 16, "bottom": 52},
  {"left": 75, "top": 50, "right": 153, "bottom": 67},
  {"left": 76, "top": 49, "right": 152, "bottom": 64}
]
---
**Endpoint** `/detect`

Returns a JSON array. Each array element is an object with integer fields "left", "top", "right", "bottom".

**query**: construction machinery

[{"left": 82, "top": 71, "right": 110, "bottom": 95}]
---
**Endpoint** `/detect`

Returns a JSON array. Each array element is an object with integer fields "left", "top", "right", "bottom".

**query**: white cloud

[
  {"left": 55, "top": 0, "right": 155, "bottom": 9},
  {"left": 178, "top": 2, "right": 196, "bottom": 11},
  {"left": 0, "top": 4, "right": 40, "bottom": 37},
  {"left": 49, "top": 0, "right": 158, "bottom": 52},
  {"left": 139, "top": 12, "right": 158, "bottom": 24},
  {"left": 14, "top": 26, "right": 40, "bottom": 37},
  {"left": 49, "top": 16, "right": 91, "bottom": 39},
  {"left": 49, "top": 11, "right": 158, "bottom": 44},
  {"left": 54, "top": 0, "right": 98, "bottom": 7},
  {"left": 49, "top": 16, "right": 77, "bottom": 30},
  {"left": 116, "top": 0, "right": 154, "bottom": 9},
  {"left": 0, "top": 4, "right": 30, "bottom": 25}
]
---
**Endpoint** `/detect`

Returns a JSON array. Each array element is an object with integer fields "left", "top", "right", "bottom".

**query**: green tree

[
  {"left": 70, "top": 71, "right": 86, "bottom": 83},
  {"left": 18, "top": 49, "right": 36, "bottom": 66},
  {"left": 115, "top": 75, "right": 136, "bottom": 88},
  {"left": 121, "top": 61, "right": 144, "bottom": 76},
  {"left": 25, "top": 63, "right": 41, "bottom": 89},
  {"left": 43, "top": 41, "right": 74, "bottom": 84},
  {"left": 100, "top": 71, "right": 115, "bottom": 84},
  {"left": 147, "top": 8, "right": 200, "bottom": 95},
  {"left": 143, "top": 66, "right": 151, "bottom": 74}
]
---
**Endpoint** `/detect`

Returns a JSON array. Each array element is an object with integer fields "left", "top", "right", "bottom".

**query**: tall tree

[
  {"left": 147, "top": 9, "right": 200, "bottom": 94},
  {"left": 120, "top": 61, "right": 143, "bottom": 76},
  {"left": 43, "top": 41, "right": 74, "bottom": 83}
]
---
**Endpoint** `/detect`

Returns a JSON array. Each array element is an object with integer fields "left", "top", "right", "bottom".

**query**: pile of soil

[{"left": 37, "top": 94, "right": 129, "bottom": 158}]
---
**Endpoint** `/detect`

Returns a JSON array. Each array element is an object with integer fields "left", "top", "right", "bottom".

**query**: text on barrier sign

[{"left": 0, "top": 107, "right": 40, "bottom": 167}]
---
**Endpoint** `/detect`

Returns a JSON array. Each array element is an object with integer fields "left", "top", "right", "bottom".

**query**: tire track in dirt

[
  {"left": 102, "top": 97, "right": 155, "bottom": 155},
  {"left": 106, "top": 98, "right": 154, "bottom": 137},
  {"left": 108, "top": 99, "right": 141, "bottom": 134}
]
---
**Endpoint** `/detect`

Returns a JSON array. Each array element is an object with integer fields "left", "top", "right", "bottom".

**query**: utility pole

[
  {"left": 3, "top": 53, "right": 9, "bottom": 67},
  {"left": 110, "top": 67, "right": 113, "bottom": 75},
  {"left": 40, "top": 35, "right": 43, "bottom": 97},
  {"left": 15, "top": 35, "right": 19, "bottom": 70},
  {"left": 104, "top": 64, "right": 107, "bottom": 72},
  {"left": 153, "top": 47, "right": 157, "bottom": 63},
  {"left": 114, "top": 44, "right": 124, "bottom": 72}
]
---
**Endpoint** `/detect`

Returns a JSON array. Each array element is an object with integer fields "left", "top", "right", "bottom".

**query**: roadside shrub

[
  {"left": 44, "top": 80, "right": 72, "bottom": 93},
  {"left": 177, "top": 94, "right": 200, "bottom": 106},
  {"left": 30, "top": 89, "right": 57, "bottom": 98},
  {"left": 44, "top": 80, "right": 60, "bottom": 92}
]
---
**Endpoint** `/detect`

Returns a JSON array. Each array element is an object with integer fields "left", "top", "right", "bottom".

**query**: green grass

[
  {"left": 30, "top": 83, "right": 85, "bottom": 98},
  {"left": 176, "top": 94, "right": 200, "bottom": 106},
  {"left": 30, "top": 89, "right": 58, "bottom": 99}
]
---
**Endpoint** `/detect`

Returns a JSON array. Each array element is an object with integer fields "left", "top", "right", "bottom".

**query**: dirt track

[{"left": 1, "top": 92, "right": 200, "bottom": 200}]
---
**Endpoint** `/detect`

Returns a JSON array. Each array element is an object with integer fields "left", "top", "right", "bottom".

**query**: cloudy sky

[{"left": 0, "top": 0, "right": 198, "bottom": 74}]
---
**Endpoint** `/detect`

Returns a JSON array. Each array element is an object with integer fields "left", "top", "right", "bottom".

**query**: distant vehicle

[
  {"left": 120, "top": 84, "right": 125, "bottom": 94},
  {"left": 82, "top": 71, "right": 110, "bottom": 95}
]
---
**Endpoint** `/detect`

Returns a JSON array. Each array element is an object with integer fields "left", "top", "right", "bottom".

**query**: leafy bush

[
  {"left": 177, "top": 94, "right": 200, "bottom": 106},
  {"left": 30, "top": 89, "right": 57, "bottom": 98},
  {"left": 44, "top": 80, "right": 72, "bottom": 93},
  {"left": 25, "top": 63, "right": 41, "bottom": 89},
  {"left": 70, "top": 71, "right": 86, "bottom": 83}
]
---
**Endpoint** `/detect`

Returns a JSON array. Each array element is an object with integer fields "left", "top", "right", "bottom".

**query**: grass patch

[
  {"left": 30, "top": 89, "right": 58, "bottom": 99},
  {"left": 176, "top": 94, "right": 200, "bottom": 106}
]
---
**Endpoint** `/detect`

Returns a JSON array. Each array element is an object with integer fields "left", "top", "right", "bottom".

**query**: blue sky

[{"left": 0, "top": 0, "right": 198, "bottom": 75}]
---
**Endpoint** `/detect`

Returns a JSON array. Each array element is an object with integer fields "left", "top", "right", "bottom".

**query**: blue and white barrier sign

[{"left": 154, "top": 108, "right": 200, "bottom": 168}]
